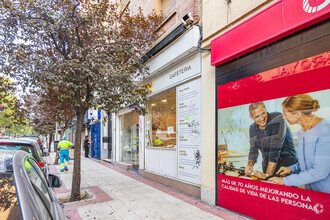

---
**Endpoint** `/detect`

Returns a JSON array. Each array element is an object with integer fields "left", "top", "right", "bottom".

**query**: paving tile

[
  {"left": 176, "top": 214, "right": 205, "bottom": 220},
  {"left": 78, "top": 202, "right": 120, "bottom": 220},
  {"left": 207, "top": 216, "right": 225, "bottom": 220},
  {"left": 106, "top": 200, "right": 132, "bottom": 213},
  {"left": 193, "top": 210, "right": 223, "bottom": 219},
  {"left": 152, "top": 206, "right": 194, "bottom": 219},
  {"left": 114, "top": 210, "right": 142, "bottom": 220}
]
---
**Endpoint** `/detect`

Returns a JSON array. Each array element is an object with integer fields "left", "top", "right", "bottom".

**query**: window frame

[
  {"left": 161, "top": 0, "right": 176, "bottom": 19},
  {"left": 146, "top": 89, "right": 177, "bottom": 148}
]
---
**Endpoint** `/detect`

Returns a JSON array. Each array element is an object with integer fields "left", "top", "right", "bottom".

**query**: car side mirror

[{"left": 48, "top": 174, "right": 62, "bottom": 188}]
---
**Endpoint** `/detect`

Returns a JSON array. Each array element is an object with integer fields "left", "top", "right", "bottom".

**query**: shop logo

[
  {"left": 314, "top": 203, "right": 324, "bottom": 214},
  {"left": 303, "top": 0, "right": 330, "bottom": 13},
  {"left": 169, "top": 65, "right": 192, "bottom": 79}
]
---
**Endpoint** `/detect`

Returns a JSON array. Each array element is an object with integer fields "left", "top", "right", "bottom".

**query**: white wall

[{"left": 145, "top": 148, "right": 177, "bottom": 178}]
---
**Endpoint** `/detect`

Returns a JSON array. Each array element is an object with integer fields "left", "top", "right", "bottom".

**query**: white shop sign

[
  {"left": 177, "top": 78, "right": 202, "bottom": 185},
  {"left": 151, "top": 54, "right": 201, "bottom": 94}
]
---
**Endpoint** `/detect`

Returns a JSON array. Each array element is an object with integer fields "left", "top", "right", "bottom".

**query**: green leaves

[
  {"left": 1, "top": 0, "right": 161, "bottom": 126},
  {"left": 0, "top": 76, "right": 27, "bottom": 133}
]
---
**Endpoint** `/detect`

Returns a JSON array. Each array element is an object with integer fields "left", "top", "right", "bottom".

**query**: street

[{"left": 47, "top": 153, "right": 244, "bottom": 220}]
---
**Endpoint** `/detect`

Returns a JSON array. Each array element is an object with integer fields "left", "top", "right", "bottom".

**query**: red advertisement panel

[
  {"left": 218, "top": 175, "right": 329, "bottom": 220},
  {"left": 217, "top": 52, "right": 330, "bottom": 219}
]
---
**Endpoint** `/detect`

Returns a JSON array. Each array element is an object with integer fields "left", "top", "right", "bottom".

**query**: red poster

[
  {"left": 218, "top": 175, "right": 329, "bottom": 220},
  {"left": 217, "top": 52, "right": 330, "bottom": 219}
]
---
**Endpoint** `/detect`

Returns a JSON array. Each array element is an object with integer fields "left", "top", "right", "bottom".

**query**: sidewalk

[{"left": 47, "top": 153, "right": 245, "bottom": 220}]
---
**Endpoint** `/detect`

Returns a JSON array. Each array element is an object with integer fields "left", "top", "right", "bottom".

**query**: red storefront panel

[
  {"left": 283, "top": 0, "right": 330, "bottom": 30},
  {"left": 218, "top": 175, "right": 329, "bottom": 220},
  {"left": 218, "top": 52, "right": 330, "bottom": 109},
  {"left": 217, "top": 52, "right": 330, "bottom": 220},
  {"left": 211, "top": 0, "right": 330, "bottom": 66}
]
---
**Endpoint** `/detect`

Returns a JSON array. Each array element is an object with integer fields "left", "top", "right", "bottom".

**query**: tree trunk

[
  {"left": 70, "top": 108, "right": 86, "bottom": 202},
  {"left": 54, "top": 130, "right": 65, "bottom": 165},
  {"left": 48, "top": 133, "right": 53, "bottom": 152}
]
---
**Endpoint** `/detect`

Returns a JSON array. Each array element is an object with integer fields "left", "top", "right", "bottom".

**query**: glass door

[{"left": 119, "top": 110, "right": 139, "bottom": 165}]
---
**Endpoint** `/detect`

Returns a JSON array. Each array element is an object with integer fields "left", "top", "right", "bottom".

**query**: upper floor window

[
  {"left": 120, "top": 0, "right": 130, "bottom": 12},
  {"left": 155, "top": 0, "right": 176, "bottom": 19}
]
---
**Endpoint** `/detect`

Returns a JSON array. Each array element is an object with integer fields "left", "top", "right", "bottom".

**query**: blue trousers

[{"left": 60, "top": 150, "right": 69, "bottom": 171}]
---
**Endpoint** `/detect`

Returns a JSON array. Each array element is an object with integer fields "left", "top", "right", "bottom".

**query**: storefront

[
  {"left": 144, "top": 76, "right": 202, "bottom": 185},
  {"left": 91, "top": 122, "right": 101, "bottom": 159},
  {"left": 88, "top": 109, "right": 111, "bottom": 160},
  {"left": 211, "top": 1, "right": 329, "bottom": 219},
  {"left": 111, "top": 25, "right": 203, "bottom": 196},
  {"left": 117, "top": 109, "right": 140, "bottom": 167}
]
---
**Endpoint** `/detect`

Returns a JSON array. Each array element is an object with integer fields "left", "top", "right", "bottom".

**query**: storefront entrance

[
  {"left": 119, "top": 110, "right": 139, "bottom": 166},
  {"left": 91, "top": 122, "right": 101, "bottom": 159}
]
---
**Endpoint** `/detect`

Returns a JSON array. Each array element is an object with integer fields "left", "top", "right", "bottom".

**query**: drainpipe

[{"left": 195, "top": 25, "right": 211, "bottom": 53}]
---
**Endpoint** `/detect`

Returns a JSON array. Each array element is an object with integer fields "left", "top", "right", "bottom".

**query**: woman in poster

[{"left": 269, "top": 94, "right": 330, "bottom": 193}]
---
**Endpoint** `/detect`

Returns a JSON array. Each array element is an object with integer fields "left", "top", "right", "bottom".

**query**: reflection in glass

[
  {"left": 217, "top": 89, "right": 330, "bottom": 193},
  {"left": 146, "top": 90, "right": 176, "bottom": 148},
  {"left": 119, "top": 110, "right": 139, "bottom": 165}
]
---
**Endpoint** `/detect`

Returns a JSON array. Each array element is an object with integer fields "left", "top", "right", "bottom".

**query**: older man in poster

[{"left": 245, "top": 102, "right": 298, "bottom": 179}]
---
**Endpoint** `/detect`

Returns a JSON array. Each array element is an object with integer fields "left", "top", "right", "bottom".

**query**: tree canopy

[
  {"left": 0, "top": 0, "right": 161, "bottom": 201},
  {"left": 0, "top": 76, "right": 27, "bottom": 135},
  {"left": 0, "top": 0, "right": 161, "bottom": 113}
]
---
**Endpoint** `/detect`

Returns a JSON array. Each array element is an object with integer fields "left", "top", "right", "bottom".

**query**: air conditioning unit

[{"left": 182, "top": 12, "right": 193, "bottom": 26}]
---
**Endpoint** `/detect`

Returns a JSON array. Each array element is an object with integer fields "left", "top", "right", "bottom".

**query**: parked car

[
  {"left": 0, "top": 150, "right": 66, "bottom": 220},
  {"left": 0, "top": 138, "right": 49, "bottom": 176},
  {"left": 19, "top": 137, "right": 48, "bottom": 156},
  {"left": 21, "top": 135, "right": 45, "bottom": 154}
]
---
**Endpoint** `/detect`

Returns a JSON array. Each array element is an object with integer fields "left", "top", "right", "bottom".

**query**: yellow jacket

[
  {"left": 154, "top": 139, "right": 163, "bottom": 146},
  {"left": 58, "top": 140, "right": 73, "bottom": 150}
]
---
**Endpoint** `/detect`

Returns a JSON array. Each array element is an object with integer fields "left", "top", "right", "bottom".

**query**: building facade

[
  {"left": 88, "top": 109, "right": 112, "bottom": 160},
  {"left": 111, "top": 0, "right": 204, "bottom": 197},
  {"left": 202, "top": 0, "right": 329, "bottom": 219}
]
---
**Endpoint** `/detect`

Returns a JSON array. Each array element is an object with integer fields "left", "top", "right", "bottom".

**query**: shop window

[
  {"left": 119, "top": 110, "right": 139, "bottom": 165},
  {"left": 146, "top": 90, "right": 176, "bottom": 148}
]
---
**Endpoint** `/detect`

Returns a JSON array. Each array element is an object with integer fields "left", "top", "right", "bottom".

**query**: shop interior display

[
  {"left": 146, "top": 90, "right": 176, "bottom": 148},
  {"left": 120, "top": 111, "right": 139, "bottom": 165}
]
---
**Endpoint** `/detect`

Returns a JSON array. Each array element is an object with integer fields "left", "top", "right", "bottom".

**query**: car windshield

[
  {"left": 0, "top": 173, "right": 21, "bottom": 220},
  {"left": 0, "top": 144, "right": 34, "bottom": 157}
]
